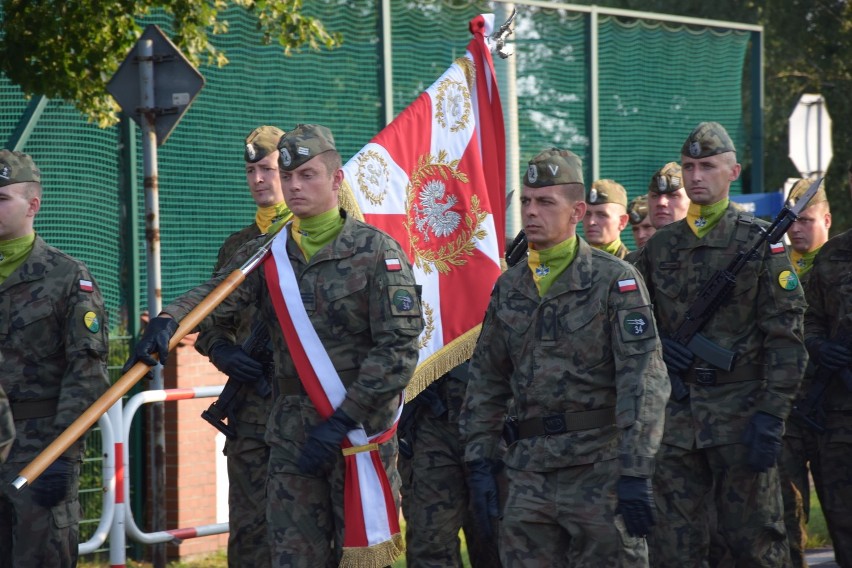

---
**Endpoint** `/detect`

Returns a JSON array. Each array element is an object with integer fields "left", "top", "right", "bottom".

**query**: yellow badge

[
  {"left": 84, "top": 311, "right": 101, "bottom": 333},
  {"left": 778, "top": 270, "right": 799, "bottom": 291}
]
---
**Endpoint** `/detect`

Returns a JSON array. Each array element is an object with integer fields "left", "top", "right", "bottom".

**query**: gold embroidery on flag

[
  {"left": 417, "top": 301, "right": 435, "bottom": 350},
  {"left": 405, "top": 151, "right": 488, "bottom": 275},
  {"left": 434, "top": 75, "right": 471, "bottom": 133},
  {"left": 354, "top": 149, "right": 391, "bottom": 206}
]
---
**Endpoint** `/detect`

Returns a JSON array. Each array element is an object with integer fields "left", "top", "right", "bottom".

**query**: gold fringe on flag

[
  {"left": 404, "top": 325, "right": 481, "bottom": 402},
  {"left": 339, "top": 532, "right": 405, "bottom": 568}
]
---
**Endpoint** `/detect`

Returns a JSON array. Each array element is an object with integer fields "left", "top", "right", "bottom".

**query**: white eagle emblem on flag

[{"left": 414, "top": 180, "right": 461, "bottom": 241}]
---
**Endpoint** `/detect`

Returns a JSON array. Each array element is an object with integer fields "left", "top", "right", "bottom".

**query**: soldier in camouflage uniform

[
  {"left": 0, "top": 150, "right": 110, "bottom": 567},
  {"left": 647, "top": 161, "right": 690, "bottom": 230},
  {"left": 582, "top": 178, "right": 630, "bottom": 258},
  {"left": 0, "top": 367, "right": 13, "bottom": 464},
  {"left": 634, "top": 122, "right": 807, "bottom": 566},
  {"left": 780, "top": 177, "right": 831, "bottom": 567},
  {"left": 197, "top": 125, "right": 292, "bottom": 568},
  {"left": 125, "top": 125, "right": 423, "bottom": 567},
  {"left": 398, "top": 361, "right": 503, "bottom": 568},
  {"left": 802, "top": 178, "right": 852, "bottom": 567},
  {"left": 461, "top": 148, "right": 669, "bottom": 567},
  {"left": 627, "top": 194, "right": 654, "bottom": 250}
]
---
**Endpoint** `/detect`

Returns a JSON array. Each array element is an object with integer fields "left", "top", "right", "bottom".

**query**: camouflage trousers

[
  {"left": 649, "top": 442, "right": 788, "bottom": 567},
  {"left": 779, "top": 430, "right": 815, "bottom": 568},
  {"left": 398, "top": 408, "right": 503, "bottom": 568},
  {"left": 0, "top": 461, "right": 80, "bottom": 568},
  {"left": 809, "top": 418, "right": 852, "bottom": 567},
  {"left": 265, "top": 429, "right": 401, "bottom": 567},
  {"left": 223, "top": 422, "right": 271, "bottom": 568},
  {"left": 500, "top": 459, "right": 647, "bottom": 567}
]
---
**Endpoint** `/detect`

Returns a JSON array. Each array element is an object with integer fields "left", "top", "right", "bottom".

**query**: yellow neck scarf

[
  {"left": 256, "top": 202, "right": 292, "bottom": 234},
  {"left": 0, "top": 233, "right": 36, "bottom": 284},
  {"left": 527, "top": 236, "right": 578, "bottom": 297},
  {"left": 686, "top": 199, "right": 729, "bottom": 238},
  {"left": 789, "top": 247, "right": 821, "bottom": 277},
  {"left": 291, "top": 208, "right": 344, "bottom": 261},
  {"left": 591, "top": 238, "right": 624, "bottom": 257}
]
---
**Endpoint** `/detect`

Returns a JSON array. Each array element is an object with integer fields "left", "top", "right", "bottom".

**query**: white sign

[{"left": 788, "top": 93, "right": 832, "bottom": 177}]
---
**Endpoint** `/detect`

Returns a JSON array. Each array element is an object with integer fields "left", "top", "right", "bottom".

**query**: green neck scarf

[
  {"left": 789, "top": 246, "right": 821, "bottom": 277},
  {"left": 686, "top": 198, "right": 729, "bottom": 238},
  {"left": 256, "top": 202, "right": 293, "bottom": 234},
  {"left": 0, "top": 233, "right": 36, "bottom": 284},
  {"left": 591, "top": 238, "right": 624, "bottom": 257},
  {"left": 290, "top": 208, "right": 344, "bottom": 261},
  {"left": 527, "top": 236, "right": 578, "bottom": 297}
]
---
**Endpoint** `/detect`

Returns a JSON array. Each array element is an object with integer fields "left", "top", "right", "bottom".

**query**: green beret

[
  {"left": 0, "top": 149, "right": 40, "bottom": 187},
  {"left": 523, "top": 148, "right": 584, "bottom": 188},
  {"left": 245, "top": 125, "right": 284, "bottom": 163},
  {"left": 681, "top": 121, "right": 736, "bottom": 159},
  {"left": 648, "top": 162, "right": 683, "bottom": 195},
  {"left": 277, "top": 124, "right": 336, "bottom": 171},
  {"left": 588, "top": 179, "right": 627, "bottom": 207},
  {"left": 627, "top": 194, "right": 649, "bottom": 225},
  {"left": 787, "top": 177, "right": 827, "bottom": 209}
]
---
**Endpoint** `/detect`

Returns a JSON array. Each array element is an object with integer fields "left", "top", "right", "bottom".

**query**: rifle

[
  {"left": 666, "top": 177, "right": 823, "bottom": 402},
  {"left": 792, "top": 319, "right": 852, "bottom": 433},
  {"left": 201, "top": 319, "right": 274, "bottom": 438},
  {"left": 505, "top": 229, "right": 528, "bottom": 268}
]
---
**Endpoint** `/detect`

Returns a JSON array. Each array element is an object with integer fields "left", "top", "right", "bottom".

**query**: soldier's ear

[
  {"left": 570, "top": 200, "right": 587, "bottom": 223},
  {"left": 27, "top": 195, "right": 41, "bottom": 217}
]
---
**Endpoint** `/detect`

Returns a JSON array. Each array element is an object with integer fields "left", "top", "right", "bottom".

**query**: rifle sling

[{"left": 684, "top": 363, "right": 766, "bottom": 386}]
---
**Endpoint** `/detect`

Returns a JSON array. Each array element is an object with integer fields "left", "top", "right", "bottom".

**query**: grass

[{"left": 806, "top": 486, "right": 832, "bottom": 548}]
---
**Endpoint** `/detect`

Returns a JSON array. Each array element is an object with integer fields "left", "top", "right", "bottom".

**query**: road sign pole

[{"left": 138, "top": 38, "right": 168, "bottom": 568}]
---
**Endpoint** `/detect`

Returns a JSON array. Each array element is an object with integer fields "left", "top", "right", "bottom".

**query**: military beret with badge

[
  {"left": 523, "top": 148, "right": 584, "bottom": 188},
  {"left": 648, "top": 162, "right": 683, "bottom": 195},
  {"left": 244, "top": 125, "right": 284, "bottom": 163},
  {"left": 277, "top": 123, "right": 337, "bottom": 172},
  {"left": 0, "top": 149, "right": 41, "bottom": 187},
  {"left": 681, "top": 121, "right": 736, "bottom": 159},
  {"left": 627, "top": 194, "right": 649, "bottom": 225},
  {"left": 588, "top": 179, "right": 627, "bottom": 208}
]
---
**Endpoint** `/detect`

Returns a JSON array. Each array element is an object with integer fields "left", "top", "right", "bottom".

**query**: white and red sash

[{"left": 264, "top": 227, "right": 404, "bottom": 567}]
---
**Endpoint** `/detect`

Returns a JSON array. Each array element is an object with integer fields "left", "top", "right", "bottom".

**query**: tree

[{"left": 0, "top": 0, "right": 341, "bottom": 127}]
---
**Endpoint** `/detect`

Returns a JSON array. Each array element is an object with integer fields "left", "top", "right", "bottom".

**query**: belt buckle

[
  {"left": 695, "top": 368, "right": 717, "bottom": 386},
  {"left": 542, "top": 414, "right": 567, "bottom": 435}
]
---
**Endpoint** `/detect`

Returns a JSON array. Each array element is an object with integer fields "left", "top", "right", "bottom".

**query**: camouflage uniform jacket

[
  {"left": 803, "top": 228, "right": 852, "bottom": 417},
  {"left": 462, "top": 238, "right": 669, "bottom": 478},
  {"left": 165, "top": 211, "right": 424, "bottom": 435},
  {"left": 198, "top": 221, "right": 270, "bottom": 427},
  {"left": 634, "top": 203, "right": 807, "bottom": 450},
  {"left": 0, "top": 236, "right": 109, "bottom": 462}
]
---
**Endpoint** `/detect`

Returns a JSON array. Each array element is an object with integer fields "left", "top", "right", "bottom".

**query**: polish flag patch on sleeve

[
  {"left": 385, "top": 258, "right": 402, "bottom": 272},
  {"left": 769, "top": 242, "right": 785, "bottom": 254},
  {"left": 79, "top": 279, "right": 94, "bottom": 292},
  {"left": 618, "top": 278, "right": 638, "bottom": 293}
]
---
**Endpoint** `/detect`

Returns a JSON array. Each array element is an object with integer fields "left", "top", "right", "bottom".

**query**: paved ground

[{"left": 806, "top": 547, "right": 839, "bottom": 567}]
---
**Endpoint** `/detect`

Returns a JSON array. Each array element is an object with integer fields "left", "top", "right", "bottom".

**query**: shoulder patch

[
  {"left": 769, "top": 242, "right": 785, "bottom": 255},
  {"left": 79, "top": 279, "right": 94, "bottom": 292},
  {"left": 617, "top": 278, "right": 638, "bottom": 293},
  {"left": 387, "top": 285, "right": 419, "bottom": 316},
  {"left": 777, "top": 270, "right": 799, "bottom": 291},
  {"left": 618, "top": 305, "right": 656, "bottom": 343},
  {"left": 84, "top": 311, "right": 101, "bottom": 333},
  {"left": 385, "top": 257, "right": 402, "bottom": 271}
]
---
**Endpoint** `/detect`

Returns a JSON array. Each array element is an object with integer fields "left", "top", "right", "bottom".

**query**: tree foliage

[{"left": 0, "top": 0, "right": 341, "bottom": 127}]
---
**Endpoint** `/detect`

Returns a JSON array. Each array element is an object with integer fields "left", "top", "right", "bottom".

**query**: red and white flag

[{"left": 341, "top": 14, "right": 506, "bottom": 395}]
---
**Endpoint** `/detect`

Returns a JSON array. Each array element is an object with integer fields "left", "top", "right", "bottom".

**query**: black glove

[
  {"left": 742, "top": 411, "right": 784, "bottom": 473},
  {"left": 466, "top": 458, "right": 500, "bottom": 540},
  {"left": 122, "top": 316, "right": 179, "bottom": 374},
  {"left": 297, "top": 409, "right": 357, "bottom": 476},
  {"left": 661, "top": 338, "right": 694, "bottom": 375},
  {"left": 208, "top": 342, "right": 265, "bottom": 383},
  {"left": 807, "top": 338, "right": 852, "bottom": 371},
  {"left": 615, "top": 475, "right": 656, "bottom": 538},
  {"left": 31, "top": 458, "right": 74, "bottom": 508}
]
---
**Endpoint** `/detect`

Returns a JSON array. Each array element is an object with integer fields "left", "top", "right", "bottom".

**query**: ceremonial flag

[{"left": 341, "top": 14, "right": 507, "bottom": 397}]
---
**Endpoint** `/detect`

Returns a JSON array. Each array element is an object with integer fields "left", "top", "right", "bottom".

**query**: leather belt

[
  {"left": 517, "top": 407, "right": 616, "bottom": 439},
  {"left": 10, "top": 398, "right": 58, "bottom": 420},
  {"left": 684, "top": 364, "right": 766, "bottom": 386}
]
